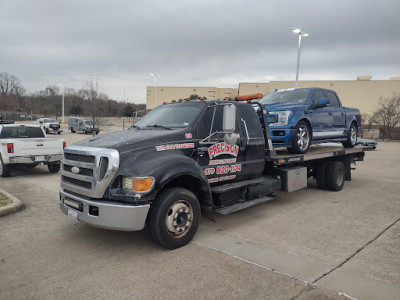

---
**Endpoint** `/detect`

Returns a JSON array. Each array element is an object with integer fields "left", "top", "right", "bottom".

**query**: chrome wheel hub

[{"left": 166, "top": 200, "right": 193, "bottom": 237}]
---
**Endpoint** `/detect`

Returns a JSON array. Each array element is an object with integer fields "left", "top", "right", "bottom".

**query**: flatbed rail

[{"left": 268, "top": 144, "right": 375, "bottom": 166}]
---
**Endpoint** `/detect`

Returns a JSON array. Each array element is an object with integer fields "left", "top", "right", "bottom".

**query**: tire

[
  {"left": 0, "top": 157, "right": 12, "bottom": 177},
  {"left": 57, "top": 131, "right": 61, "bottom": 135},
  {"left": 315, "top": 161, "right": 329, "bottom": 190},
  {"left": 288, "top": 121, "right": 311, "bottom": 154},
  {"left": 148, "top": 187, "right": 200, "bottom": 249},
  {"left": 326, "top": 161, "right": 345, "bottom": 191},
  {"left": 83, "top": 129, "right": 87, "bottom": 134},
  {"left": 71, "top": 127, "right": 76, "bottom": 133},
  {"left": 45, "top": 128, "right": 49, "bottom": 134},
  {"left": 95, "top": 131, "right": 99, "bottom": 135},
  {"left": 48, "top": 163, "right": 61, "bottom": 173},
  {"left": 342, "top": 122, "right": 357, "bottom": 148}
]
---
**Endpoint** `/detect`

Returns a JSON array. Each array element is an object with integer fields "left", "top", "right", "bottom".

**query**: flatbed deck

[{"left": 268, "top": 144, "right": 375, "bottom": 166}]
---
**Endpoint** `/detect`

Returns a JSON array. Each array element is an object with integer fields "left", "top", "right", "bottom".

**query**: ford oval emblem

[{"left": 71, "top": 167, "right": 80, "bottom": 174}]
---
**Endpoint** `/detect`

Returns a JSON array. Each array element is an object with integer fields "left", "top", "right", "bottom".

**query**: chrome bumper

[
  {"left": 59, "top": 188, "right": 150, "bottom": 231},
  {"left": 8, "top": 154, "right": 63, "bottom": 164}
]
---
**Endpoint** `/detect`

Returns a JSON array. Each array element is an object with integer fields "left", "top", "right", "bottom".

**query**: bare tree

[
  {"left": 80, "top": 77, "right": 106, "bottom": 135},
  {"left": 369, "top": 94, "right": 400, "bottom": 137},
  {"left": 0, "top": 72, "right": 25, "bottom": 95}
]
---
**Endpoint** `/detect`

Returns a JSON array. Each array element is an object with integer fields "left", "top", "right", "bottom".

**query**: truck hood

[
  {"left": 73, "top": 127, "right": 191, "bottom": 154},
  {"left": 263, "top": 102, "right": 310, "bottom": 111}
]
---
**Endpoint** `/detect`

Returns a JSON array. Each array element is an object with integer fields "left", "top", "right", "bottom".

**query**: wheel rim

[
  {"left": 165, "top": 200, "right": 193, "bottom": 238},
  {"left": 350, "top": 126, "right": 357, "bottom": 145},
  {"left": 336, "top": 166, "right": 344, "bottom": 187},
  {"left": 297, "top": 125, "right": 310, "bottom": 151}
]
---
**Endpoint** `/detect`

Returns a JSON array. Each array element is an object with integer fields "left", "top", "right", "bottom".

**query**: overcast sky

[{"left": 1, "top": 0, "right": 399, "bottom": 104}]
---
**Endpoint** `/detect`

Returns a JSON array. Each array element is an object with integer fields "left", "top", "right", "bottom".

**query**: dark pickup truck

[{"left": 59, "top": 96, "right": 373, "bottom": 249}]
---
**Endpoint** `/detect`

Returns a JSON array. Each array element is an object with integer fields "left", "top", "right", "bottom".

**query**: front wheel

[
  {"left": 148, "top": 187, "right": 200, "bottom": 249},
  {"left": 342, "top": 123, "right": 357, "bottom": 148},
  {"left": 288, "top": 121, "right": 311, "bottom": 154}
]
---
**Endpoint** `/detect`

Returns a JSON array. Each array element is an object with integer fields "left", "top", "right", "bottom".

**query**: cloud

[{"left": 1, "top": 0, "right": 399, "bottom": 103}]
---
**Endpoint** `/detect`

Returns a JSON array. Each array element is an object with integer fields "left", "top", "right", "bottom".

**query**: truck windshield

[
  {"left": 259, "top": 88, "right": 311, "bottom": 104},
  {"left": 134, "top": 103, "right": 204, "bottom": 129}
]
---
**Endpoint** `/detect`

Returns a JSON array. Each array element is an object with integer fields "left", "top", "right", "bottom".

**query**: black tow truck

[{"left": 59, "top": 95, "right": 373, "bottom": 249}]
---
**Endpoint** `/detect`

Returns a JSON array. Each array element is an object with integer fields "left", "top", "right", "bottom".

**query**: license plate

[
  {"left": 68, "top": 208, "right": 78, "bottom": 220},
  {"left": 35, "top": 156, "right": 45, "bottom": 161}
]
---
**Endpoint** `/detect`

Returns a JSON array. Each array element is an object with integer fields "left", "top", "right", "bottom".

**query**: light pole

[
  {"left": 59, "top": 83, "right": 65, "bottom": 123},
  {"left": 292, "top": 27, "right": 309, "bottom": 88},
  {"left": 149, "top": 73, "right": 161, "bottom": 108}
]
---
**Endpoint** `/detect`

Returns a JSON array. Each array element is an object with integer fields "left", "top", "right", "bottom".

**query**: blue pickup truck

[{"left": 258, "top": 87, "right": 362, "bottom": 154}]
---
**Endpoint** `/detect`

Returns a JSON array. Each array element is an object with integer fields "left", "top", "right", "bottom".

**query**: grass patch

[{"left": 0, "top": 192, "right": 12, "bottom": 207}]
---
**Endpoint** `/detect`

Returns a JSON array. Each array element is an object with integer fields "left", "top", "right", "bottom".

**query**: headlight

[
  {"left": 123, "top": 177, "right": 155, "bottom": 193},
  {"left": 269, "top": 111, "right": 291, "bottom": 126}
]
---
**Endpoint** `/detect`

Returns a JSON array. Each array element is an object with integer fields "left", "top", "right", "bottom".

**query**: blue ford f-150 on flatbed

[{"left": 258, "top": 87, "right": 362, "bottom": 154}]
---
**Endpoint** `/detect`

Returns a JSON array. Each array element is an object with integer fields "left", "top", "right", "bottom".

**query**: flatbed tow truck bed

[{"left": 268, "top": 144, "right": 374, "bottom": 167}]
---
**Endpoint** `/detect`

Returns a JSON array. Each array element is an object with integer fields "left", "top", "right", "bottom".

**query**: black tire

[
  {"left": 83, "top": 129, "right": 87, "bottom": 134},
  {"left": 0, "top": 157, "right": 12, "bottom": 177},
  {"left": 326, "top": 161, "right": 345, "bottom": 191},
  {"left": 342, "top": 122, "right": 357, "bottom": 148},
  {"left": 148, "top": 187, "right": 200, "bottom": 249},
  {"left": 95, "top": 131, "right": 99, "bottom": 135},
  {"left": 45, "top": 128, "right": 49, "bottom": 134},
  {"left": 288, "top": 121, "right": 311, "bottom": 154},
  {"left": 48, "top": 163, "right": 61, "bottom": 173},
  {"left": 57, "top": 131, "right": 61, "bottom": 135},
  {"left": 315, "top": 161, "right": 329, "bottom": 190},
  {"left": 71, "top": 127, "right": 76, "bottom": 133}
]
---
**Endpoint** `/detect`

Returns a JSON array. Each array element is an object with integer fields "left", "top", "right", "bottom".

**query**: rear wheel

[
  {"left": 326, "top": 161, "right": 345, "bottom": 191},
  {"left": 45, "top": 128, "right": 49, "bottom": 134},
  {"left": 289, "top": 121, "right": 311, "bottom": 154},
  {"left": 48, "top": 163, "right": 61, "bottom": 173},
  {"left": 0, "top": 157, "right": 12, "bottom": 177},
  {"left": 83, "top": 129, "right": 87, "bottom": 134},
  {"left": 315, "top": 161, "right": 329, "bottom": 190},
  {"left": 71, "top": 127, "right": 76, "bottom": 133},
  {"left": 342, "top": 123, "right": 357, "bottom": 148},
  {"left": 148, "top": 187, "right": 200, "bottom": 249}
]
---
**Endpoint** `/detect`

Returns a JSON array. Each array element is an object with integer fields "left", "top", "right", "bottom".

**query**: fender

[{"left": 115, "top": 150, "right": 214, "bottom": 217}]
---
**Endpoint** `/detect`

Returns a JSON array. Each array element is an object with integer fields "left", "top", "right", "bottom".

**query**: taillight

[
  {"left": 63, "top": 141, "right": 66, "bottom": 149},
  {"left": 7, "top": 143, "right": 14, "bottom": 153}
]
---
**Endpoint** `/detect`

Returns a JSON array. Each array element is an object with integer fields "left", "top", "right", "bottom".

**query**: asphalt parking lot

[{"left": 0, "top": 124, "right": 399, "bottom": 300}]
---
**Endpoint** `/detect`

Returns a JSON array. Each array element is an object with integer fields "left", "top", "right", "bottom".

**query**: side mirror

[
  {"left": 223, "top": 104, "right": 236, "bottom": 133},
  {"left": 316, "top": 98, "right": 329, "bottom": 108}
]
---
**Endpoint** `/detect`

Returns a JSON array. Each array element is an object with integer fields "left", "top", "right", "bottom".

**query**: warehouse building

[{"left": 146, "top": 76, "right": 400, "bottom": 117}]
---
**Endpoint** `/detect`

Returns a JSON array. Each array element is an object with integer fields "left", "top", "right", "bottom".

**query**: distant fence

[{"left": 0, "top": 111, "right": 56, "bottom": 122}]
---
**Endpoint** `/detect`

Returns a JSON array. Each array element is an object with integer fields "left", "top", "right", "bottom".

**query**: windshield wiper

[{"left": 146, "top": 124, "right": 171, "bottom": 130}]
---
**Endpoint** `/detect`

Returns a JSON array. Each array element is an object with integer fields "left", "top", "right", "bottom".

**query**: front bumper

[
  {"left": 59, "top": 188, "right": 150, "bottom": 231},
  {"left": 269, "top": 127, "right": 294, "bottom": 147},
  {"left": 8, "top": 154, "right": 63, "bottom": 164}
]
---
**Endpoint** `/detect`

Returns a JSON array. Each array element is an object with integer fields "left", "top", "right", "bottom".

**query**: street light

[
  {"left": 149, "top": 73, "right": 161, "bottom": 108},
  {"left": 59, "top": 83, "right": 65, "bottom": 124},
  {"left": 292, "top": 27, "right": 309, "bottom": 88}
]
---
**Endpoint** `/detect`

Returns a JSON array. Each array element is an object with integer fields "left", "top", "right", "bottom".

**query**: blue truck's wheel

[
  {"left": 148, "top": 187, "right": 200, "bottom": 249},
  {"left": 342, "top": 123, "right": 357, "bottom": 148},
  {"left": 289, "top": 121, "right": 311, "bottom": 154}
]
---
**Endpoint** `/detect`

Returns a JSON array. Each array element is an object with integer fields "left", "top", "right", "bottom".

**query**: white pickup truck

[
  {"left": 0, "top": 124, "right": 65, "bottom": 177},
  {"left": 36, "top": 118, "right": 62, "bottom": 134}
]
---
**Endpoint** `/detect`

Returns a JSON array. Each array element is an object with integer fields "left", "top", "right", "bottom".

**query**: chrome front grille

[{"left": 61, "top": 145, "right": 119, "bottom": 198}]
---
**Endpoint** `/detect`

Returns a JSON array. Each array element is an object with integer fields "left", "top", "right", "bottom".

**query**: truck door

[
  {"left": 195, "top": 104, "right": 247, "bottom": 185},
  {"left": 311, "top": 90, "right": 335, "bottom": 140},
  {"left": 324, "top": 90, "right": 346, "bottom": 137}
]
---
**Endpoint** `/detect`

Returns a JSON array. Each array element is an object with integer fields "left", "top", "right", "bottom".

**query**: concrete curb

[{"left": 0, "top": 188, "right": 23, "bottom": 216}]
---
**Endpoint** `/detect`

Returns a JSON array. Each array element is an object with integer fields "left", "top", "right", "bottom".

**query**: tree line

[{"left": 0, "top": 72, "right": 146, "bottom": 120}]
